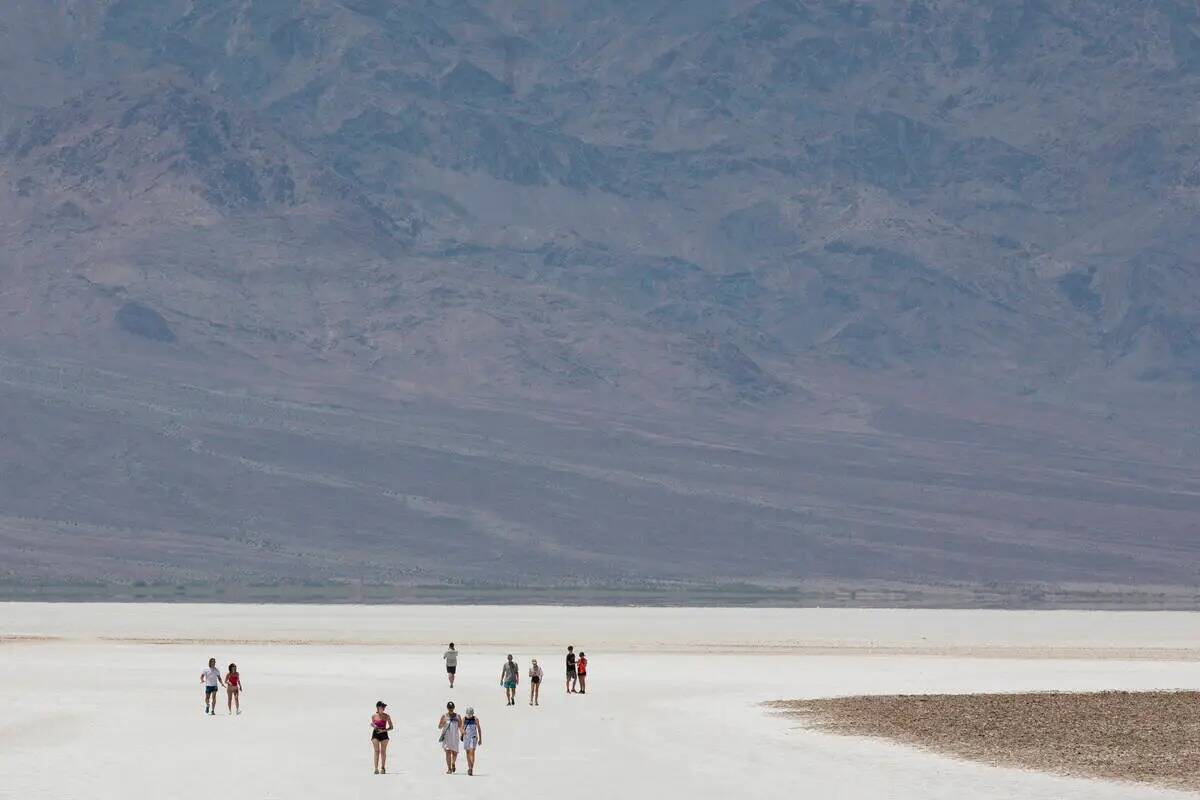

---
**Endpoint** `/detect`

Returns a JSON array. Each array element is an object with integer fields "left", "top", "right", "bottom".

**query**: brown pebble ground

[{"left": 769, "top": 691, "right": 1200, "bottom": 792}]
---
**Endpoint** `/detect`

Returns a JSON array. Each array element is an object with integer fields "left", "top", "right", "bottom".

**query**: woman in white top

[
  {"left": 528, "top": 658, "right": 544, "bottom": 706},
  {"left": 437, "top": 700, "right": 464, "bottom": 774},
  {"left": 444, "top": 643, "right": 458, "bottom": 688}
]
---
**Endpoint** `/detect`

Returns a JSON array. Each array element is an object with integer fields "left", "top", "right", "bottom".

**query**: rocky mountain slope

[{"left": 0, "top": 1, "right": 1197, "bottom": 597}]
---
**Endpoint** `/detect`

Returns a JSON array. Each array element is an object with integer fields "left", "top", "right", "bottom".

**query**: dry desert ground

[{"left": 1, "top": 604, "right": 1198, "bottom": 799}]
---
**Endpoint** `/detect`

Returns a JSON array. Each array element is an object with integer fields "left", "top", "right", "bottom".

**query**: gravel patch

[{"left": 770, "top": 691, "right": 1200, "bottom": 791}]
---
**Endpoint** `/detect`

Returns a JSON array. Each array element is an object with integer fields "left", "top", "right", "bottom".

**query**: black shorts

[
  {"left": 567, "top": 669, "right": 577, "bottom": 679},
  {"left": 531, "top": 675, "right": 541, "bottom": 684},
  {"left": 205, "top": 685, "right": 219, "bottom": 695},
  {"left": 446, "top": 666, "right": 456, "bottom": 675},
  {"left": 372, "top": 730, "right": 389, "bottom": 742}
]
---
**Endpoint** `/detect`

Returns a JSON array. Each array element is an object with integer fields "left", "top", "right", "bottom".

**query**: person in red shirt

[
  {"left": 225, "top": 663, "right": 244, "bottom": 715},
  {"left": 577, "top": 652, "right": 588, "bottom": 694}
]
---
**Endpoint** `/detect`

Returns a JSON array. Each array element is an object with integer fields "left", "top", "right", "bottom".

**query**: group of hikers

[
  {"left": 198, "top": 643, "right": 590, "bottom": 777},
  {"left": 446, "top": 642, "right": 588, "bottom": 702},
  {"left": 406, "top": 643, "right": 589, "bottom": 775}
]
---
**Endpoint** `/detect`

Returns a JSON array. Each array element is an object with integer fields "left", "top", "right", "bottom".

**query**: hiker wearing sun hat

[{"left": 462, "top": 706, "right": 483, "bottom": 776}]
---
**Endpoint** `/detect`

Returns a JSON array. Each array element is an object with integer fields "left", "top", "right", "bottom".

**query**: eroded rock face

[
  {"left": 1, "top": 1, "right": 1198, "bottom": 399},
  {"left": 2, "top": 1, "right": 1199, "bottom": 398}
]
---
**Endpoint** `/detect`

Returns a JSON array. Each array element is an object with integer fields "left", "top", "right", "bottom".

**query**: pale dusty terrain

[{"left": 1, "top": 605, "right": 1197, "bottom": 800}]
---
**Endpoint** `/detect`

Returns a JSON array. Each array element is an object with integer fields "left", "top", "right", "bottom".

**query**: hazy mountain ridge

[
  {"left": 3, "top": 2, "right": 1198, "bottom": 393},
  {"left": 0, "top": 1, "right": 1198, "bottom": 594}
]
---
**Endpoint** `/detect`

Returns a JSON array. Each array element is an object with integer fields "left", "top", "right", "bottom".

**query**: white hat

[{"left": 465, "top": 707, "right": 475, "bottom": 717}]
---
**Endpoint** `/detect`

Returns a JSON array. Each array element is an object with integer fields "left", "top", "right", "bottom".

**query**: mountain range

[{"left": 1, "top": 1, "right": 1198, "bottom": 602}]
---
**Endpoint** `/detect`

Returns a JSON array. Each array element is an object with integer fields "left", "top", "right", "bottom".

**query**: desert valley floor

[{"left": 1, "top": 604, "right": 1197, "bottom": 799}]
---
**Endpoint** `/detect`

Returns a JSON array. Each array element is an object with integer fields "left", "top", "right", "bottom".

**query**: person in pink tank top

[{"left": 370, "top": 701, "right": 394, "bottom": 774}]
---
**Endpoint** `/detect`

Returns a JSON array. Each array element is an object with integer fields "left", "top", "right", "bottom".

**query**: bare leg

[
  {"left": 467, "top": 748, "right": 476, "bottom": 773},
  {"left": 379, "top": 740, "right": 388, "bottom": 773},
  {"left": 234, "top": 691, "right": 240, "bottom": 713},
  {"left": 373, "top": 739, "right": 381, "bottom": 773},
  {"left": 579, "top": 674, "right": 586, "bottom": 693},
  {"left": 227, "top": 690, "right": 233, "bottom": 713},
  {"left": 445, "top": 749, "right": 453, "bottom": 773}
]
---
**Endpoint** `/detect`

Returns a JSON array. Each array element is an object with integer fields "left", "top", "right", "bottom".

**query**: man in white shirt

[
  {"left": 444, "top": 643, "right": 458, "bottom": 688},
  {"left": 200, "top": 657, "right": 224, "bottom": 715}
]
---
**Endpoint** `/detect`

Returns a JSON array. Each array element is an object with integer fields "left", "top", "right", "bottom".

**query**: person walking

[
  {"left": 438, "top": 701, "right": 463, "bottom": 774},
  {"left": 370, "top": 700, "right": 394, "bottom": 774},
  {"left": 577, "top": 651, "right": 588, "bottom": 694},
  {"left": 528, "top": 658, "right": 543, "bottom": 706},
  {"left": 444, "top": 643, "right": 458, "bottom": 688},
  {"left": 565, "top": 646, "right": 577, "bottom": 694},
  {"left": 462, "top": 707, "right": 483, "bottom": 776},
  {"left": 201, "top": 657, "right": 224, "bottom": 714},
  {"left": 225, "top": 663, "right": 244, "bottom": 715},
  {"left": 499, "top": 654, "right": 520, "bottom": 706}
]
